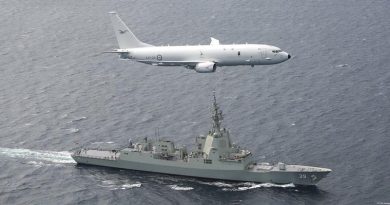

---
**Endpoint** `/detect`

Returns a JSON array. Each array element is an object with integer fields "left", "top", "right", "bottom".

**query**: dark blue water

[{"left": 1, "top": 0, "right": 389, "bottom": 204}]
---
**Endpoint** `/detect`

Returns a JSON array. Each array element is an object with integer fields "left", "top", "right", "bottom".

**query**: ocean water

[{"left": 0, "top": 0, "right": 389, "bottom": 204}]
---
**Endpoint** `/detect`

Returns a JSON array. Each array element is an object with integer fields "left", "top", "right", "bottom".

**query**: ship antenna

[
  {"left": 154, "top": 127, "right": 160, "bottom": 139},
  {"left": 211, "top": 91, "right": 223, "bottom": 133}
]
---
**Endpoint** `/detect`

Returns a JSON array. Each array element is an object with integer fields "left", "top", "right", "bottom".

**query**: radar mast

[{"left": 211, "top": 92, "right": 224, "bottom": 134}]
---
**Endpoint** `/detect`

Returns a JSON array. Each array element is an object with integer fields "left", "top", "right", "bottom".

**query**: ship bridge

[{"left": 198, "top": 93, "right": 253, "bottom": 164}]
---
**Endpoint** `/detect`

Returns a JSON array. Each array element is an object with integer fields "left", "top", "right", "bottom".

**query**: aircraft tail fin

[{"left": 109, "top": 11, "right": 153, "bottom": 49}]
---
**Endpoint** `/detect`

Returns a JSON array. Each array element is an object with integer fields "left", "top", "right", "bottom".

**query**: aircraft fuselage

[{"left": 120, "top": 44, "right": 290, "bottom": 67}]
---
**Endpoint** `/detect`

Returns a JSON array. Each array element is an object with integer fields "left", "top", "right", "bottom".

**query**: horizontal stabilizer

[{"left": 103, "top": 49, "right": 129, "bottom": 54}]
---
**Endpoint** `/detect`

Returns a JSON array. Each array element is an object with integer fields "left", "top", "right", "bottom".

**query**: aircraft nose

[{"left": 288, "top": 54, "right": 291, "bottom": 59}]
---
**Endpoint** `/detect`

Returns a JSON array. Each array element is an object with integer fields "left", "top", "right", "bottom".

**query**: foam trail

[
  {"left": 237, "top": 182, "right": 295, "bottom": 191},
  {"left": 168, "top": 185, "right": 194, "bottom": 191},
  {"left": 97, "top": 180, "right": 142, "bottom": 190},
  {"left": 198, "top": 181, "right": 234, "bottom": 187},
  {"left": 222, "top": 182, "right": 295, "bottom": 191},
  {"left": 0, "top": 147, "right": 76, "bottom": 164}
]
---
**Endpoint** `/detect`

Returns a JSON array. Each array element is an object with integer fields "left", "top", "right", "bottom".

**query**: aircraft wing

[
  {"left": 103, "top": 51, "right": 128, "bottom": 53},
  {"left": 137, "top": 60, "right": 206, "bottom": 66}
]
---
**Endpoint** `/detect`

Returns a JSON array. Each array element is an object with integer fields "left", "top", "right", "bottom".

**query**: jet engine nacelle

[{"left": 194, "top": 62, "right": 216, "bottom": 73}]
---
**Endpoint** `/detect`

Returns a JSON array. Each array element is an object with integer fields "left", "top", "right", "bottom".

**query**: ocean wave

[
  {"left": 97, "top": 180, "right": 142, "bottom": 190},
  {"left": 335, "top": 64, "right": 349, "bottom": 68},
  {"left": 121, "top": 183, "right": 142, "bottom": 189},
  {"left": 67, "top": 128, "right": 80, "bottom": 133},
  {"left": 68, "top": 116, "right": 87, "bottom": 123},
  {"left": 26, "top": 160, "right": 45, "bottom": 167}
]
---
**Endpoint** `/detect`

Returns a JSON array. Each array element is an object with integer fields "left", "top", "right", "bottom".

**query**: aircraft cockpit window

[{"left": 272, "top": 50, "right": 282, "bottom": 53}]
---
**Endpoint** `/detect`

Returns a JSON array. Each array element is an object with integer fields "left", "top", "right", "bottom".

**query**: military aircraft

[{"left": 107, "top": 12, "right": 291, "bottom": 73}]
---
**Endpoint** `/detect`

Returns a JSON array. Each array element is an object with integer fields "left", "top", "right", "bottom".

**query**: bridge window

[{"left": 204, "top": 159, "right": 212, "bottom": 164}]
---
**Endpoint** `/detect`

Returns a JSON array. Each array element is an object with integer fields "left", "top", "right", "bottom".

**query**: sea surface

[{"left": 1, "top": 0, "right": 389, "bottom": 204}]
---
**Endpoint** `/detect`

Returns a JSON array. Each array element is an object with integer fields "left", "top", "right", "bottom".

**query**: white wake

[
  {"left": 168, "top": 185, "right": 194, "bottom": 191},
  {"left": 198, "top": 181, "right": 295, "bottom": 191},
  {"left": 222, "top": 182, "right": 295, "bottom": 191},
  {"left": 0, "top": 147, "right": 76, "bottom": 164},
  {"left": 98, "top": 179, "right": 142, "bottom": 190}
]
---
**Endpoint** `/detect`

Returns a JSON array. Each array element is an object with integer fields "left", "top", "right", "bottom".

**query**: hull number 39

[
  {"left": 299, "top": 174, "right": 307, "bottom": 179},
  {"left": 299, "top": 174, "right": 318, "bottom": 181}
]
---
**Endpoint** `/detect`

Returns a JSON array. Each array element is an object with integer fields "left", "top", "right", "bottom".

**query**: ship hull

[{"left": 72, "top": 155, "right": 330, "bottom": 186}]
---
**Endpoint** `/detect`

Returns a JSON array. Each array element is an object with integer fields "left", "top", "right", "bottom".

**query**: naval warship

[{"left": 72, "top": 94, "right": 331, "bottom": 186}]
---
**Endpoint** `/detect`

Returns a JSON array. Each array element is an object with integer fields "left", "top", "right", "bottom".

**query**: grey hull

[{"left": 73, "top": 156, "right": 329, "bottom": 186}]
